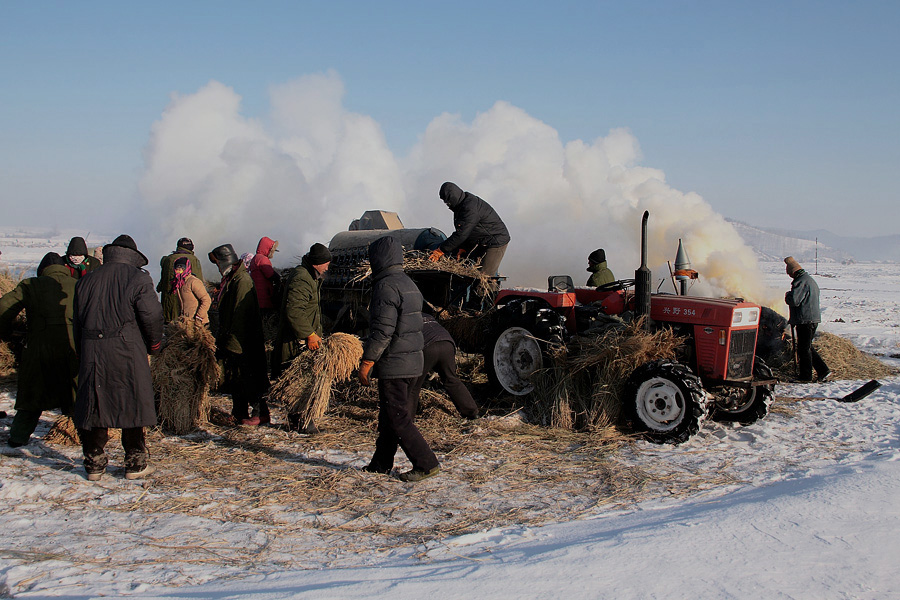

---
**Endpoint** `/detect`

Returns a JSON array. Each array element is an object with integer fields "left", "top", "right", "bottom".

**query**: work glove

[
  {"left": 429, "top": 249, "right": 444, "bottom": 263},
  {"left": 358, "top": 360, "right": 375, "bottom": 386},
  {"left": 456, "top": 248, "right": 467, "bottom": 259},
  {"left": 306, "top": 332, "right": 321, "bottom": 351}
]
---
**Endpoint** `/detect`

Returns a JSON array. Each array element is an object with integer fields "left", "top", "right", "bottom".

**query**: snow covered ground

[{"left": 1, "top": 260, "right": 899, "bottom": 599}]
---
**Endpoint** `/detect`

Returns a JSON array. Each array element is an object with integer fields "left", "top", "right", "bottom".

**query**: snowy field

[{"left": 1, "top": 259, "right": 899, "bottom": 599}]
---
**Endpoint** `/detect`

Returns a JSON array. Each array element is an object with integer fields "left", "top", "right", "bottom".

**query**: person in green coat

[
  {"left": 586, "top": 248, "right": 615, "bottom": 288},
  {"left": 210, "top": 243, "right": 269, "bottom": 426},
  {"left": 271, "top": 243, "right": 332, "bottom": 433},
  {"left": 0, "top": 252, "right": 78, "bottom": 447},
  {"left": 158, "top": 237, "right": 204, "bottom": 323}
]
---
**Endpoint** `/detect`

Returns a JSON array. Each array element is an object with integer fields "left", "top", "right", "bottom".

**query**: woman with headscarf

[{"left": 173, "top": 256, "right": 211, "bottom": 325}]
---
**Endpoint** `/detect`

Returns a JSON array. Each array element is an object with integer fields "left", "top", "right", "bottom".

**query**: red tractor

[{"left": 486, "top": 211, "right": 775, "bottom": 444}]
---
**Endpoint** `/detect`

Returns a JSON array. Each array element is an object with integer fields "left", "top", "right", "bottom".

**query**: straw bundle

[
  {"left": 532, "top": 318, "right": 683, "bottom": 430},
  {"left": 0, "top": 268, "right": 26, "bottom": 379},
  {"left": 44, "top": 414, "right": 80, "bottom": 445},
  {"left": 268, "top": 333, "right": 364, "bottom": 428},
  {"left": 435, "top": 310, "right": 497, "bottom": 353},
  {"left": 152, "top": 317, "right": 220, "bottom": 434},
  {"left": 44, "top": 414, "right": 121, "bottom": 445}
]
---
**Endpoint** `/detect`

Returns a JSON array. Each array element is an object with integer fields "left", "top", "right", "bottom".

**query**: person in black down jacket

[
  {"left": 409, "top": 313, "right": 478, "bottom": 419},
  {"left": 359, "top": 236, "right": 439, "bottom": 482},
  {"left": 429, "top": 181, "right": 510, "bottom": 278},
  {"left": 72, "top": 235, "right": 163, "bottom": 481}
]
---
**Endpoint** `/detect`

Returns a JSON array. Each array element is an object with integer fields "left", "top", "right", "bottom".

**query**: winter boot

[
  {"left": 398, "top": 466, "right": 440, "bottom": 482},
  {"left": 125, "top": 465, "right": 155, "bottom": 480}
]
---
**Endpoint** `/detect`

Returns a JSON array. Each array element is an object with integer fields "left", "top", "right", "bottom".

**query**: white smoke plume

[{"left": 136, "top": 72, "right": 783, "bottom": 309}]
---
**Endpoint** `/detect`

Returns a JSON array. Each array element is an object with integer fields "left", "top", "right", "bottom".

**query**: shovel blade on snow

[{"left": 837, "top": 380, "right": 881, "bottom": 403}]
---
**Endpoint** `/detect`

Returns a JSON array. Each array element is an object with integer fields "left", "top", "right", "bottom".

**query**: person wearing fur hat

[
  {"left": 272, "top": 243, "right": 331, "bottom": 432},
  {"left": 0, "top": 252, "right": 78, "bottom": 447},
  {"left": 72, "top": 235, "right": 163, "bottom": 480},
  {"left": 210, "top": 243, "right": 270, "bottom": 426},
  {"left": 784, "top": 256, "right": 830, "bottom": 383},
  {"left": 64, "top": 236, "right": 101, "bottom": 279},
  {"left": 586, "top": 248, "right": 615, "bottom": 287},
  {"left": 158, "top": 237, "right": 204, "bottom": 324},
  {"left": 173, "top": 256, "right": 211, "bottom": 325}
]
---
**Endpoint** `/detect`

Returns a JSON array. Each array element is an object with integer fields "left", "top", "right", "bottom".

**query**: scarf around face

[{"left": 172, "top": 259, "right": 193, "bottom": 293}]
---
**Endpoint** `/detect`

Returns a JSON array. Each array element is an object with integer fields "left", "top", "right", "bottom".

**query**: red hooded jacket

[{"left": 249, "top": 237, "right": 279, "bottom": 309}]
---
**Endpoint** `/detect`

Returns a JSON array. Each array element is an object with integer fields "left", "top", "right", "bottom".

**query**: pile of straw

[
  {"left": 152, "top": 317, "right": 220, "bottom": 434},
  {"left": 268, "top": 332, "right": 364, "bottom": 428},
  {"left": 531, "top": 319, "right": 683, "bottom": 430},
  {"left": 771, "top": 331, "right": 897, "bottom": 381},
  {"left": 813, "top": 332, "right": 896, "bottom": 380}
]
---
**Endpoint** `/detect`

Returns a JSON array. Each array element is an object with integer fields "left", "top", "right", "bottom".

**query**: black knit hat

[
  {"left": 588, "top": 248, "right": 606, "bottom": 264},
  {"left": 37, "top": 252, "right": 65, "bottom": 276},
  {"left": 307, "top": 243, "right": 333, "bottom": 266},
  {"left": 66, "top": 236, "right": 88, "bottom": 257},
  {"left": 104, "top": 234, "right": 148, "bottom": 266},
  {"left": 174, "top": 256, "right": 189, "bottom": 270},
  {"left": 177, "top": 237, "right": 194, "bottom": 251}
]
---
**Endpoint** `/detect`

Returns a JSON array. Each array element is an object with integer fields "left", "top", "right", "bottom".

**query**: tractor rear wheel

[
  {"left": 624, "top": 360, "right": 709, "bottom": 444},
  {"left": 487, "top": 326, "right": 544, "bottom": 395},
  {"left": 711, "top": 358, "right": 775, "bottom": 424},
  {"left": 484, "top": 299, "right": 566, "bottom": 396}
]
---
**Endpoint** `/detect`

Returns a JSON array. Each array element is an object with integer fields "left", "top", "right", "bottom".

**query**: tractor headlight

[{"left": 732, "top": 308, "right": 760, "bottom": 326}]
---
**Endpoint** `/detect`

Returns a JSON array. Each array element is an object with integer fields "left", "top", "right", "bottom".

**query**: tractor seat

[{"left": 548, "top": 275, "right": 574, "bottom": 293}]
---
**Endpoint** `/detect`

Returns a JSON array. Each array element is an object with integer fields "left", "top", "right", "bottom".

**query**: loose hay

[
  {"left": 813, "top": 331, "right": 896, "bottom": 380},
  {"left": 532, "top": 319, "right": 683, "bottom": 431},
  {"left": 153, "top": 318, "right": 220, "bottom": 434},
  {"left": 0, "top": 268, "right": 26, "bottom": 380},
  {"left": 268, "top": 333, "right": 364, "bottom": 428}
]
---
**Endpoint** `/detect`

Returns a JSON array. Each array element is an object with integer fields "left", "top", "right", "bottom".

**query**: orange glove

[
  {"left": 455, "top": 248, "right": 466, "bottom": 259},
  {"left": 306, "top": 332, "right": 321, "bottom": 350},
  {"left": 429, "top": 249, "right": 444, "bottom": 263},
  {"left": 358, "top": 360, "right": 375, "bottom": 386}
]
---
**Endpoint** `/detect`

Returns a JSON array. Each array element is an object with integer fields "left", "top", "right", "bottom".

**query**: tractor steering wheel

[{"left": 596, "top": 279, "right": 635, "bottom": 292}]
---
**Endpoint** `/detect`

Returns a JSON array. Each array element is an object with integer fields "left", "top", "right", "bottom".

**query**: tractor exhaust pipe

[{"left": 635, "top": 211, "right": 652, "bottom": 330}]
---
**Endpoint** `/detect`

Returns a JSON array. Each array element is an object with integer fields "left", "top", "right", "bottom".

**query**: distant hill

[{"left": 726, "top": 219, "right": 900, "bottom": 263}]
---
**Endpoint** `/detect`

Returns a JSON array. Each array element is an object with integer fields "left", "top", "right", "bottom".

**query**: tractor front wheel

[
  {"left": 711, "top": 358, "right": 775, "bottom": 424},
  {"left": 624, "top": 360, "right": 709, "bottom": 444}
]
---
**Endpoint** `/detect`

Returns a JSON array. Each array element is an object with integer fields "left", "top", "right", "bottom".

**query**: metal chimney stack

[{"left": 634, "top": 211, "right": 652, "bottom": 330}]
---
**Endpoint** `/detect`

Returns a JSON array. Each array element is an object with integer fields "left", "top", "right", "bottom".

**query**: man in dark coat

[
  {"left": 64, "top": 236, "right": 101, "bottom": 279},
  {"left": 359, "top": 236, "right": 438, "bottom": 482},
  {"left": 210, "top": 243, "right": 270, "bottom": 426},
  {"left": 784, "top": 256, "right": 830, "bottom": 382},
  {"left": 272, "top": 243, "right": 331, "bottom": 432},
  {"left": 73, "top": 235, "right": 163, "bottom": 481},
  {"left": 158, "top": 237, "right": 204, "bottom": 323},
  {"left": 0, "top": 253, "right": 78, "bottom": 447},
  {"left": 408, "top": 314, "right": 479, "bottom": 419},
  {"left": 429, "top": 181, "right": 511, "bottom": 278}
]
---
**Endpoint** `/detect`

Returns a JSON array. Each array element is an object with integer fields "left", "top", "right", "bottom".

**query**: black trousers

[
  {"left": 409, "top": 341, "right": 478, "bottom": 418},
  {"left": 223, "top": 352, "right": 269, "bottom": 420},
  {"left": 78, "top": 427, "right": 147, "bottom": 473},
  {"left": 369, "top": 377, "right": 439, "bottom": 473},
  {"left": 796, "top": 322, "right": 829, "bottom": 381}
]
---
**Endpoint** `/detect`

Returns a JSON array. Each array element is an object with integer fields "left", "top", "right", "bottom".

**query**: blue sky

[{"left": 2, "top": 1, "right": 898, "bottom": 237}]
